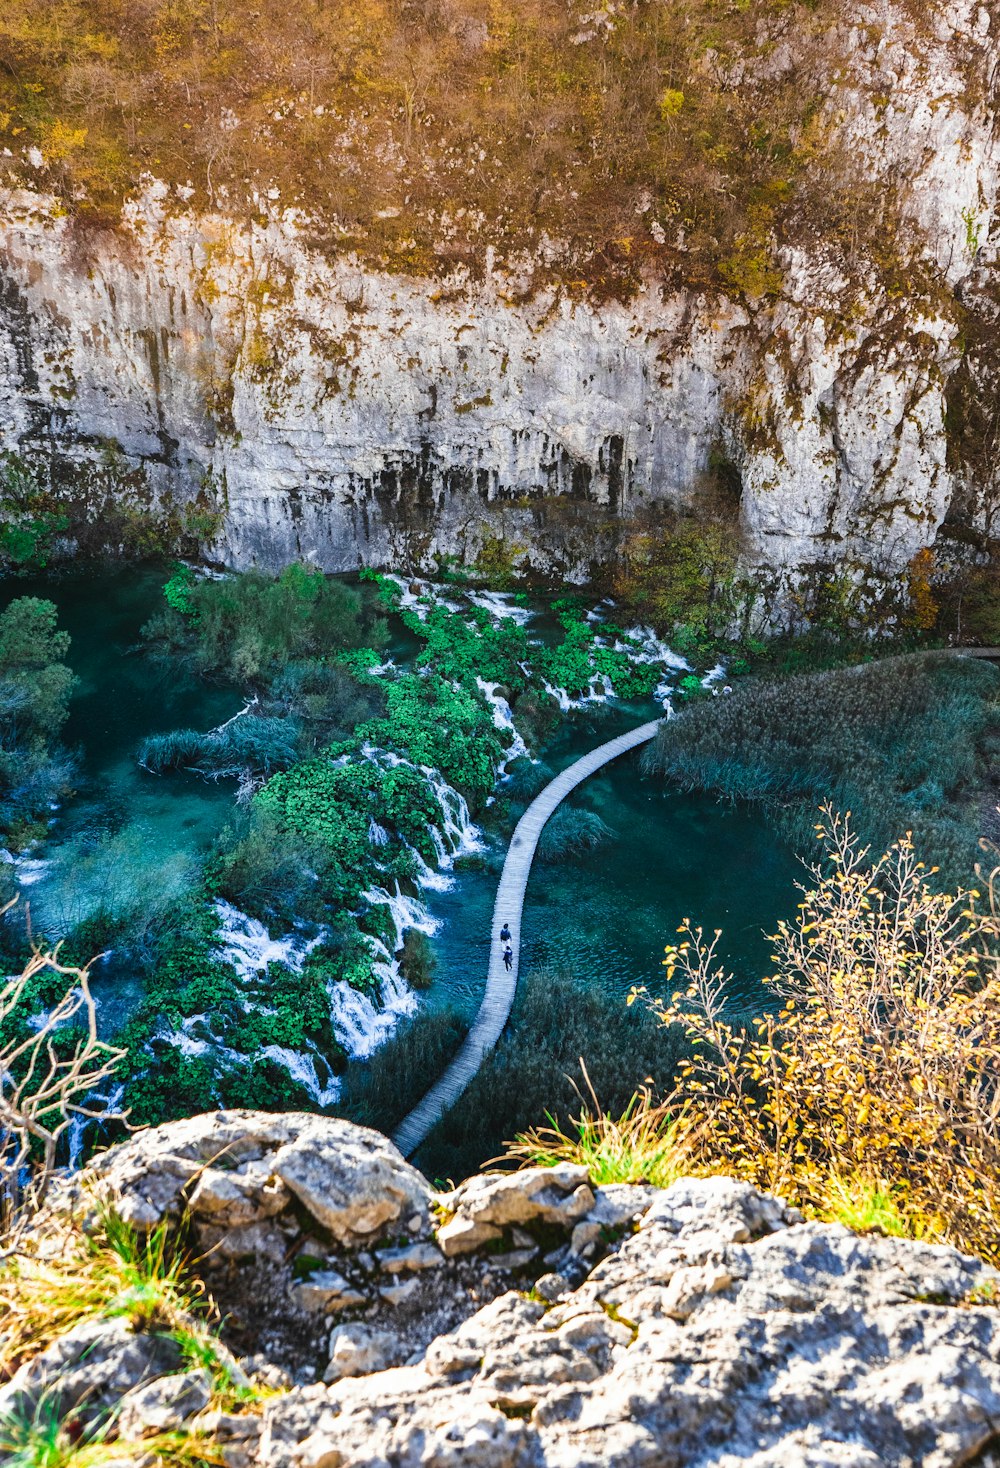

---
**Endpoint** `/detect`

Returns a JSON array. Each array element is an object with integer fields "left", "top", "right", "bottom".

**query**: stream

[{"left": 0, "top": 565, "right": 800, "bottom": 1093}]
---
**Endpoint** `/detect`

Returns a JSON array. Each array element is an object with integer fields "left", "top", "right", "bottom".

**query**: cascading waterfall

[
  {"left": 214, "top": 899, "right": 324, "bottom": 980},
  {"left": 259, "top": 1046, "right": 341, "bottom": 1106},
  {"left": 169, "top": 748, "right": 485, "bottom": 1094},
  {"left": 476, "top": 679, "right": 529, "bottom": 772},
  {"left": 67, "top": 1082, "right": 125, "bottom": 1170}
]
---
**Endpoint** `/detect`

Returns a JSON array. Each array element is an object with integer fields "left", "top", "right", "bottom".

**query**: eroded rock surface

[
  {"left": 89, "top": 1108, "right": 432, "bottom": 1248},
  {"left": 0, "top": 0, "right": 997, "bottom": 601},
  {"left": 258, "top": 1176, "right": 1000, "bottom": 1468},
  {"left": 13, "top": 1111, "right": 1000, "bottom": 1467}
]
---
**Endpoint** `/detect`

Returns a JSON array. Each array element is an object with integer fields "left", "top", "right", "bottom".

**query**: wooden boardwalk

[{"left": 392, "top": 719, "right": 661, "bottom": 1159}]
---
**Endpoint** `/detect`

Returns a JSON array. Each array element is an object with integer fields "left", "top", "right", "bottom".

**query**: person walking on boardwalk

[
  {"left": 500, "top": 922, "right": 511, "bottom": 943},
  {"left": 503, "top": 945, "right": 514, "bottom": 971}
]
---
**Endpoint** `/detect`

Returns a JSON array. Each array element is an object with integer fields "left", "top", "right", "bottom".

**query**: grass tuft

[{"left": 501, "top": 1069, "right": 696, "bottom": 1191}]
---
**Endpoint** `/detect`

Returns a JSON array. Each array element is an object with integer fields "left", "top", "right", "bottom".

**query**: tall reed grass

[
  {"left": 644, "top": 653, "right": 1000, "bottom": 882},
  {"left": 420, "top": 966, "right": 688, "bottom": 1183}
]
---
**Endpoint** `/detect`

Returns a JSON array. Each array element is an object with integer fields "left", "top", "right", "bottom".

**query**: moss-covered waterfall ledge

[
  {"left": 4, "top": 1108, "right": 1000, "bottom": 1468},
  {"left": 393, "top": 719, "right": 661, "bottom": 1158}
]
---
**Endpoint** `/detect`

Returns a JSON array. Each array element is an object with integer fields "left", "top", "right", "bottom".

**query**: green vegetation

[
  {"left": 644, "top": 653, "right": 1000, "bottom": 883},
  {"left": 612, "top": 517, "right": 751, "bottom": 659},
  {"left": 0, "top": 597, "right": 77, "bottom": 847},
  {"left": 421, "top": 964, "right": 689, "bottom": 1181},
  {"left": 138, "top": 717, "right": 301, "bottom": 779},
  {"left": 0, "top": 454, "right": 70, "bottom": 572},
  {"left": 537, "top": 807, "right": 612, "bottom": 862},
  {"left": 145, "top": 564, "right": 386, "bottom": 685},
  {"left": 399, "top": 928, "right": 436, "bottom": 990},
  {"left": 504, "top": 1082, "right": 694, "bottom": 1190}
]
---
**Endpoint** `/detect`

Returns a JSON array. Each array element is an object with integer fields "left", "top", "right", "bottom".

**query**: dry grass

[
  {"left": 501, "top": 1066, "right": 697, "bottom": 1190},
  {"left": 0, "top": 0, "right": 980, "bottom": 296},
  {"left": 0, "top": 1206, "right": 210, "bottom": 1374}
]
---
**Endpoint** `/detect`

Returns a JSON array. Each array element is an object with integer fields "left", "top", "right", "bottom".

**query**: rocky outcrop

[
  {"left": 0, "top": 0, "right": 996, "bottom": 595},
  {"left": 9, "top": 1110, "right": 1000, "bottom": 1468},
  {"left": 87, "top": 1108, "right": 433, "bottom": 1251}
]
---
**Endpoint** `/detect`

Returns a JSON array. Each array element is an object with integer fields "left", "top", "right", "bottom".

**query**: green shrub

[
  {"left": 537, "top": 807, "right": 613, "bottom": 862},
  {"left": 145, "top": 563, "right": 387, "bottom": 687},
  {"left": 399, "top": 928, "right": 436, "bottom": 990},
  {"left": 138, "top": 715, "right": 301, "bottom": 778},
  {"left": 0, "top": 597, "right": 77, "bottom": 843}
]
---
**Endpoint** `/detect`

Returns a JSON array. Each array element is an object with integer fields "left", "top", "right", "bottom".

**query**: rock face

[
  {"left": 0, "top": 0, "right": 996, "bottom": 594},
  {"left": 259, "top": 1174, "right": 1000, "bottom": 1468},
  {"left": 14, "top": 1110, "right": 1000, "bottom": 1467},
  {"left": 88, "top": 1108, "right": 432, "bottom": 1250}
]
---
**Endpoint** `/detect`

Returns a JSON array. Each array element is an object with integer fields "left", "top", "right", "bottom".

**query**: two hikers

[{"left": 500, "top": 920, "right": 514, "bottom": 970}]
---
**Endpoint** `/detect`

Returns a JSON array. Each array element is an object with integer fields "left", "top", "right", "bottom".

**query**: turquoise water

[
  {"left": 0, "top": 565, "right": 798, "bottom": 1047},
  {"left": 424, "top": 732, "right": 799, "bottom": 1024},
  {"left": 0, "top": 566, "right": 240, "bottom": 941}
]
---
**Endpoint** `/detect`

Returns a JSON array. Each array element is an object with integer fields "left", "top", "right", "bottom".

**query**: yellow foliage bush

[
  {"left": 646, "top": 807, "right": 1000, "bottom": 1261},
  {"left": 40, "top": 119, "right": 87, "bottom": 164}
]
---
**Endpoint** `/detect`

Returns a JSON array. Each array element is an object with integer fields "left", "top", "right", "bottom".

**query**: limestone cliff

[{"left": 0, "top": 0, "right": 997, "bottom": 593}]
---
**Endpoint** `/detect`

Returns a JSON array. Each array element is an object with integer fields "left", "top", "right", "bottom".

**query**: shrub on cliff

[
  {"left": 646, "top": 809, "right": 1000, "bottom": 1261},
  {"left": 612, "top": 518, "right": 749, "bottom": 655}
]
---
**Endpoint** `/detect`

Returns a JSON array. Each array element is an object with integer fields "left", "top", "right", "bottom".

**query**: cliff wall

[{"left": 0, "top": 0, "right": 997, "bottom": 589}]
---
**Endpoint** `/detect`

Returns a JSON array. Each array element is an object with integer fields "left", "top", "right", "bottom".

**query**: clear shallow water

[
  {"left": 0, "top": 565, "right": 240, "bottom": 940},
  {"left": 0, "top": 565, "right": 798, "bottom": 1052},
  {"left": 423, "top": 724, "right": 800, "bottom": 1024}
]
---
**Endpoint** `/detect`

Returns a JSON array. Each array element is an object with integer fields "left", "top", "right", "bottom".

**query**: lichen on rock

[{"left": 7, "top": 1110, "right": 1000, "bottom": 1468}]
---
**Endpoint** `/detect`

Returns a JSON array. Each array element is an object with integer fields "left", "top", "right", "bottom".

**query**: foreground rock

[
  {"left": 88, "top": 1109, "right": 432, "bottom": 1250},
  {"left": 12, "top": 1112, "right": 1000, "bottom": 1467}
]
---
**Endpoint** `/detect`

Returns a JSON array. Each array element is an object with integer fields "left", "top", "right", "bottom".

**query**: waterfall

[
  {"left": 421, "top": 766, "right": 483, "bottom": 864},
  {"left": 326, "top": 967, "right": 417, "bottom": 1059},
  {"left": 363, "top": 883, "right": 439, "bottom": 951},
  {"left": 466, "top": 589, "right": 534, "bottom": 625},
  {"left": 368, "top": 817, "right": 390, "bottom": 847},
  {"left": 213, "top": 899, "right": 324, "bottom": 980},
  {"left": 476, "top": 678, "right": 529, "bottom": 773},
  {"left": 67, "top": 1082, "right": 126, "bottom": 1171},
  {"left": 259, "top": 1045, "right": 341, "bottom": 1105}
]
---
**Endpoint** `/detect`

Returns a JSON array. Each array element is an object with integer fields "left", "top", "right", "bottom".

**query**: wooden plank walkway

[{"left": 392, "top": 719, "right": 662, "bottom": 1158}]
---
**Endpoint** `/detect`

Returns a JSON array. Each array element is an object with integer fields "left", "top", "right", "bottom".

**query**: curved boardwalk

[{"left": 392, "top": 719, "right": 661, "bottom": 1158}]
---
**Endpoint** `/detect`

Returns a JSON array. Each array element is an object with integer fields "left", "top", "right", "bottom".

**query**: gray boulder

[
  {"left": 89, "top": 1110, "right": 432, "bottom": 1247},
  {"left": 434, "top": 1163, "right": 595, "bottom": 1257},
  {"left": 0, "top": 1317, "right": 183, "bottom": 1428},
  {"left": 255, "top": 1175, "right": 1000, "bottom": 1468},
  {"left": 116, "top": 1368, "right": 213, "bottom": 1438}
]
